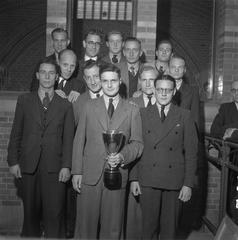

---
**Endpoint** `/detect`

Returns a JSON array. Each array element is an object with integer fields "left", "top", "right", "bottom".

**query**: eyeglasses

[
  {"left": 86, "top": 41, "right": 101, "bottom": 47},
  {"left": 155, "top": 88, "right": 174, "bottom": 94},
  {"left": 231, "top": 89, "right": 238, "bottom": 94}
]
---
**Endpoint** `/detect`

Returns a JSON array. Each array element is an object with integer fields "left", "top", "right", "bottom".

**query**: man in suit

[
  {"left": 71, "top": 64, "right": 143, "bottom": 239},
  {"left": 77, "top": 29, "right": 103, "bottom": 93},
  {"left": 30, "top": 28, "right": 70, "bottom": 91},
  {"left": 210, "top": 80, "right": 238, "bottom": 224},
  {"left": 122, "top": 37, "right": 144, "bottom": 98},
  {"left": 169, "top": 55, "right": 200, "bottom": 129},
  {"left": 73, "top": 60, "right": 103, "bottom": 126},
  {"left": 7, "top": 58, "right": 75, "bottom": 238},
  {"left": 56, "top": 49, "right": 85, "bottom": 103},
  {"left": 130, "top": 74, "right": 198, "bottom": 240}
]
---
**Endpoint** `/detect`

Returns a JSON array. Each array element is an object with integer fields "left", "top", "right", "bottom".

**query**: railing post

[{"left": 219, "top": 142, "right": 229, "bottom": 222}]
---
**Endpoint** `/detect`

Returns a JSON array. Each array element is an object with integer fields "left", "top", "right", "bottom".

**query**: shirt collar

[
  {"left": 38, "top": 89, "right": 54, "bottom": 101},
  {"left": 142, "top": 93, "right": 156, "bottom": 106},
  {"left": 128, "top": 62, "right": 140, "bottom": 72},
  {"left": 103, "top": 94, "right": 120, "bottom": 109},
  {"left": 109, "top": 52, "right": 121, "bottom": 62},
  {"left": 89, "top": 89, "right": 103, "bottom": 99}
]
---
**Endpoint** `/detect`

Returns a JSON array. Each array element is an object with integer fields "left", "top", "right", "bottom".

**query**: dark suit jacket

[
  {"left": 173, "top": 81, "right": 200, "bottom": 128},
  {"left": 72, "top": 90, "right": 91, "bottom": 126},
  {"left": 131, "top": 104, "right": 197, "bottom": 190},
  {"left": 210, "top": 102, "right": 238, "bottom": 141},
  {"left": 7, "top": 92, "right": 75, "bottom": 173},
  {"left": 72, "top": 96, "right": 144, "bottom": 187}
]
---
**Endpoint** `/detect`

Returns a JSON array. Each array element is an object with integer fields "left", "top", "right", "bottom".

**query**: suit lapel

[
  {"left": 45, "top": 94, "right": 60, "bottom": 127},
  {"left": 31, "top": 92, "right": 42, "bottom": 126},
  {"left": 110, "top": 98, "right": 128, "bottom": 130},
  {"left": 94, "top": 97, "right": 108, "bottom": 131},
  {"left": 154, "top": 104, "right": 181, "bottom": 145}
]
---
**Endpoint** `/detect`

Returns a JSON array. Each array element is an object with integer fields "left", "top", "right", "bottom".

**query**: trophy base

[{"left": 104, "top": 168, "right": 122, "bottom": 190}]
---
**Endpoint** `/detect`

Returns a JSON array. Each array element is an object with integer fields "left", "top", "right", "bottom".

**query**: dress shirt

[
  {"left": 156, "top": 103, "right": 171, "bottom": 117},
  {"left": 103, "top": 94, "right": 120, "bottom": 111},
  {"left": 84, "top": 55, "right": 97, "bottom": 61},
  {"left": 58, "top": 76, "right": 67, "bottom": 88},
  {"left": 89, "top": 89, "right": 103, "bottom": 99},
  {"left": 143, "top": 93, "right": 156, "bottom": 107}
]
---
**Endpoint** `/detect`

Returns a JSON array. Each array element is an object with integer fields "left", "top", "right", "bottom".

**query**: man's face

[
  {"left": 106, "top": 34, "right": 123, "bottom": 55},
  {"left": 123, "top": 40, "right": 142, "bottom": 64},
  {"left": 59, "top": 52, "right": 76, "bottom": 80},
  {"left": 155, "top": 79, "right": 176, "bottom": 106},
  {"left": 84, "top": 65, "right": 101, "bottom": 93},
  {"left": 83, "top": 34, "right": 101, "bottom": 58},
  {"left": 52, "top": 32, "right": 69, "bottom": 54},
  {"left": 37, "top": 63, "right": 57, "bottom": 89},
  {"left": 231, "top": 81, "right": 238, "bottom": 103},
  {"left": 101, "top": 71, "right": 121, "bottom": 97},
  {"left": 156, "top": 43, "right": 172, "bottom": 62},
  {"left": 140, "top": 70, "right": 157, "bottom": 95},
  {"left": 169, "top": 58, "right": 186, "bottom": 80}
]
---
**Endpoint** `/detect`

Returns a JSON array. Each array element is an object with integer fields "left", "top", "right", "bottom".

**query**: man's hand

[
  {"left": 107, "top": 153, "right": 124, "bottom": 168},
  {"left": 178, "top": 186, "right": 192, "bottom": 202},
  {"left": 130, "top": 181, "right": 141, "bottom": 196},
  {"left": 58, "top": 168, "right": 71, "bottom": 182},
  {"left": 55, "top": 89, "right": 67, "bottom": 99},
  {"left": 72, "top": 174, "right": 82, "bottom": 193},
  {"left": 68, "top": 91, "right": 80, "bottom": 103},
  {"left": 223, "top": 128, "right": 237, "bottom": 140},
  {"left": 9, "top": 164, "right": 22, "bottom": 178},
  {"left": 132, "top": 90, "right": 142, "bottom": 98}
]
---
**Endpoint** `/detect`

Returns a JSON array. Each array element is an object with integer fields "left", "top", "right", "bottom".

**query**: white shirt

[
  {"left": 103, "top": 94, "right": 120, "bottom": 110},
  {"left": 89, "top": 89, "right": 103, "bottom": 99},
  {"left": 127, "top": 62, "right": 140, "bottom": 74},
  {"left": 156, "top": 103, "right": 171, "bottom": 117},
  {"left": 58, "top": 76, "right": 67, "bottom": 87},
  {"left": 143, "top": 93, "right": 156, "bottom": 107},
  {"left": 176, "top": 79, "right": 183, "bottom": 90},
  {"left": 84, "top": 55, "right": 97, "bottom": 61}
]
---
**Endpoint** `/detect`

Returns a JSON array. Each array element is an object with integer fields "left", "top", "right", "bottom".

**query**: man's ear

[
  {"left": 83, "top": 40, "right": 86, "bottom": 48},
  {"left": 140, "top": 50, "right": 143, "bottom": 57},
  {"left": 184, "top": 66, "right": 186, "bottom": 74},
  {"left": 36, "top": 72, "right": 39, "bottom": 80},
  {"left": 67, "top": 39, "right": 71, "bottom": 47},
  {"left": 106, "top": 41, "right": 109, "bottom": 48}
]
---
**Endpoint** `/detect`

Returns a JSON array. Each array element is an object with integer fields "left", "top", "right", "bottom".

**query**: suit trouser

[
  {"left": 20, "top": 167, "right": 66, "bottom": 238},
  {"left": 140, "top": 187, "right": 181, "bottom": 240},
  {"left": 77, "top": 177, "right": 126, "bottom": 239}
]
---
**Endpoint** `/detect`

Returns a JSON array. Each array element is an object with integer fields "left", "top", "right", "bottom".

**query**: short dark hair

[
  {"left": 51, "top": 28, "right": 68, "bottom": 39},
  {"left": 84, "top": 29, "right": 102, "bottom": 41},
  {"left": 105, "top": 30, "right": 124, "bottom": 42},
  {"left": 154, "top": 74, "right": 176, "bottom": 89},
  {"left": 124, "top": 37, "right": 141, "bottom": 48},
  {"left": 83, "top": 60, "right": 100, "bottom": 74},
  {"left": 36, "top": 58, "right": 59, "bottom": 74},
  {"left": 156, "top": 39, "right": 173, "bottom": 51},
  {"left": 99, "top": 64, "right": 121, "bottom": 79}
]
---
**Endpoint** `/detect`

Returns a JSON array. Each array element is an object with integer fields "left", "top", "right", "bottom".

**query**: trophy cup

[{"left": 103, "top": 130, "right": 124, "bottom": 190}]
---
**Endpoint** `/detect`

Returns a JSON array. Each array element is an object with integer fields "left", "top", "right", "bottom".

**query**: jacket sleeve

[
  {"left": 61, "top": 104, "right": 75, "bottom": 169},
  {"left": 120, "top": 105, "right": 144, "bottom": 165},
  {"left": 7, "top": 95, "right": 24, "bottom": 167}
]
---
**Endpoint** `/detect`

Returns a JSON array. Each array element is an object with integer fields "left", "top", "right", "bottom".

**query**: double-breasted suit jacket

[
  {"left": 131, "top": 103, "right": 197, "bottom": 190},
  {"left": 72, "top": 96, "right": 143, "bottom": 187},
  {"left": 7, "top": 92, "right": 75, "bottom": 173}
]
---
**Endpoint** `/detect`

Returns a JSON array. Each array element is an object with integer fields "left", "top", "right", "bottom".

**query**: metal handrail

[{"left": 204, "top": 134, "right": 238, "bottom": 235}]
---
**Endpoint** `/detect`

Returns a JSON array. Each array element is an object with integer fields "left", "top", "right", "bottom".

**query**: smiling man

[
  {"left": 130, "top": 74, "right": 197, "bottom": 240},
  {"left": 7, "top": 58, "right": 74, "bottom": 238},
  {"left": 72, "top": 64, "right": 143, "bottom": 239}
]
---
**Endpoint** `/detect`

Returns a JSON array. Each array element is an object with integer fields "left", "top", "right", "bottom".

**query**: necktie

[
  {"left": 108, "top": 98, "right": 114, "bottom": 119},
  {"left": 130, "top": 66, "right": 135, "bottom": 76},
  {"left": 43, "top": 92, "right": 50, "bottom": 111},
  {"left": 112, "top": 55, "right": 118, "bottom": 63},
  {"left": 58, "top": 77, "right": 66, "bottom": 90},
  {"left": 147, "top": 95, "right": 152, "bottom": 107},
  {"left": 96, "top": 93, "right": 100, "bottom": 98},
  {"left": 160, "top": 105, "right": 166, "bottom": 122}
]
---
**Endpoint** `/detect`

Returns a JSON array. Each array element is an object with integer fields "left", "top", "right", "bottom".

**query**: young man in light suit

[
  {"left": 71, "top": 64, "right": 143, "bottom": 239},
  {"left": 130, "top": 74, "right": 197, "bottom": 240}
]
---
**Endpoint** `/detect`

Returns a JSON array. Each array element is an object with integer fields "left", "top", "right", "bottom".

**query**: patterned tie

[
  {"left": 160, "top": 105, "right": 166, "bottom": 122},
  {"left": 43, "top": 92, "right": 50, "bottom": 111},
  {"left": 96, "top": 93, "right": 100, "bottom": 98},
  {"left": 112, "top": 55, "right": 118, "bottom": 63},
  {"left": 147, "top": 95, "right": 152, "bottom": 107},
  {"left": 108, "top": 98, "right": 114, "bottom": 119},
  {"left": 130, "top": 66, "right": 135, "bottom": 76}
]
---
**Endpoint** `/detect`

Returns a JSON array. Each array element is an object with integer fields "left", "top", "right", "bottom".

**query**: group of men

[{"left": 7, "top": 27, "right": 200, "bottom": 239}]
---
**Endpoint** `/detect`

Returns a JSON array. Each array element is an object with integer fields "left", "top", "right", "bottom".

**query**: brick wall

[{"left": 0, "top": 96, "right": 23, "bottom": 234}]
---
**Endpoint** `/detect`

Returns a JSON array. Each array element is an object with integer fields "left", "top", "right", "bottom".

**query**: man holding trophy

[{"left": 72, "top": 64, "right": 143, "bottom": 239}]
